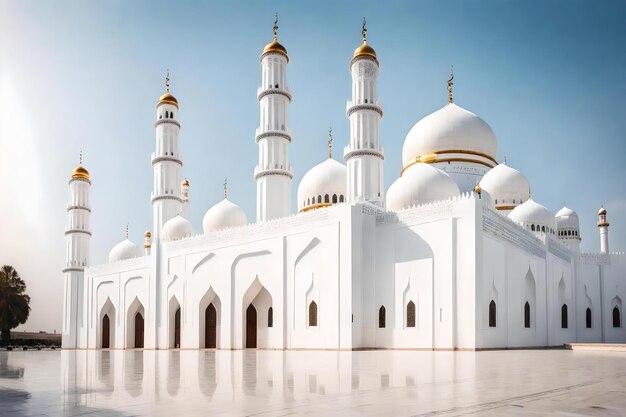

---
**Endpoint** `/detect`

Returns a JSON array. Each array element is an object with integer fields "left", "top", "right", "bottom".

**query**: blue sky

[{"left": 1, "top": 0, "right": 625, "bottom": 332}]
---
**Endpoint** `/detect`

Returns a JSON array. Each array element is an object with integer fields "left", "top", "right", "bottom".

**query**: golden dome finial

[
  {"left": 362, "top": 17, "right": 367, "bottom": 43},
  {"left": 71, "top": 150, "right": 90, "bottom": 180},
  {"left": 273, "top": 12, "right": 278, "bottom": 41},
  {"left": 165, "top": 69, "right": 170, "bottom": 92},
  {"left": 79, "top": 149, "right": 83, "bottom": 165},
  {"left": 447, "top": 65, "right": 454, "bottom": 104},
  {"left": 224, "top": 177, "right": 228, "bottom": 199},
  {"left": 125, "top": 224, "right": 129, "bottom": 240},
  {"left": 328, "top": 125, "right": 333, "bottom": 159},
  {"left": 503, "top": 152, "right": 507, "bottom": 165}
]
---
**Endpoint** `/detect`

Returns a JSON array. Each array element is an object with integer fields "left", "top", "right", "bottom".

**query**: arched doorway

[
  {"left": 174, "top": 308, "right": 181, "bottom": 348},
  {"left": 134, "top": 312, "right": 144, "bottom": 348},
  {"left": 246, "top": 304, "right": 257, "bottom": 348},
  {"left": 205, "top": 304, "right": 217, "bottom": 348},
  {"left": 102, "top": 314, "right": 111, "bottom": 348}
]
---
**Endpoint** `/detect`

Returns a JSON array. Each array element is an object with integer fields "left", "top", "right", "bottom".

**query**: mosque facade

[{"left": 62, "top": 19, "right": 626, "bottom": 350}]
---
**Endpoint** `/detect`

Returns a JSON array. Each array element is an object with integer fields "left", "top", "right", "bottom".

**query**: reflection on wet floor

[{"left": 0, "top": 349, "right": 625, "bottom": 416}]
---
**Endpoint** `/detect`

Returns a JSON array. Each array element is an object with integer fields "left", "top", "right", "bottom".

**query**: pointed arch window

[
  {"left": 324, "top": 194, "right": 330, "bottom": 203},
  {"left": 561, "top": 304, "right": 568, "bottom": 328},
  {"left": 489, "top": 300, "right": 497, "bottom": 327},
  {"left": 268, "top": 307, "right": 273, "bottom": 328},
  {"left": 339, "top": 195, "right": 345, "bottom": 203},
  {"left": 332, "top": 194, "right": 338, "bottom": 203},
  {"left": 524, "top": 302, "right": 531, "bottom": 328},
  {"left": 378, "top": 306, "right": 386, "bottom": 328},
  {"left": 308, "top": 301, "right": 318, "bottom": 327},
  {"left": 613, "top": 307, "right": 621, "bottom": 328},
  {"left": 586, "top": 307, "right": 592, "bottom": 328},
  {"left": 406, "top": 301, "right": 415, "bottom": 328}
]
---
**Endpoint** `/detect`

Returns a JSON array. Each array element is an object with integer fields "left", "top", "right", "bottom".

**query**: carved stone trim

[
  {"left": 65, "top": 229, "right": 92, "bottom": 236},
  {"left": 346, "top": 103, "right": 383, "bottom": 118},
  {"left": 67, "top": 205, "right": 91, "bottom": 212},
  {"left": 254, "top": 169, "right": 293, "bottom": 180},
  {"left": 153, "top": 119, "right": 181, "bottom": 128},
  {"left": 62, "top": 267, "right": 85, "bottom": 273},
  {"left": 349, "top": 55, "right": 379, "bottom": 68},
  {"left": 344, "top": 148, "right": 384, "bottom": 161},
  {"left": 260, "top": 50, "right": 289, "bottom": 63},
  {"left": 256, "top": 131, "right": 292, "bottom": 143},
  {"left": 69, "top": 178, "right": 91, "bottom": 185},
  {"left": 482, "top": 207, "right": 546, "bottom": 259},
  {"left": 257, "top": 88, "right": 292, "bottom": 102},
  {"left": 151, "top": 156, "right": 183, "bottom": 167},
  {"left": 152, "top": 195, "right": 183, "bottom": 204}
]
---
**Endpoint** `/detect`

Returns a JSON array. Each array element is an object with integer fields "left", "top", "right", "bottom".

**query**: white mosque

[{"left": 62, "top": 19, "right": 625, "bottom": 350}]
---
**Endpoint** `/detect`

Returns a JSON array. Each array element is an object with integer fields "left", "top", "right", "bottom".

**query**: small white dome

[
  {"left": 479, "top": 163, "right": 530, "bottom": 210},
  {"left": 162, "top": 215, "right": 193, "bottom": 242},
  {"left": 297, "top": 158, "right": 347, "bottom": 211},
  {"left": 508, "top": 198, "right": 556, "bottom": 233},
  {"left": 386, "top": 163, "right": 460, "bottom": 211},
  {"left": 203, "top": 198, "right": 247, "bottom": 233},
  {"left": 402, "top": 103, "right": 498, "bottom": 167},
  {"left": 108, "top": 239, "right": 141, "bottom": 263},
  {"left": 556, "top": 206, "right": 580, "bottom": 230}
]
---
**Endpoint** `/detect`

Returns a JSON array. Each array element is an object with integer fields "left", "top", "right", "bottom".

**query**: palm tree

[{"left": 0, "top": 265, "right": 31, "bottom": 346}]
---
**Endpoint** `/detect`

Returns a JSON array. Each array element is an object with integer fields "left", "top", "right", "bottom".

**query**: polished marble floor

[{"left": 1, "top": 349, "right": 625, "bottom": 416}]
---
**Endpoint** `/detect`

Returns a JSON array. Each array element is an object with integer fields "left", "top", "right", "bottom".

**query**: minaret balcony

[
  {"left": 343, "top": 144, "right": 385, "bottom": 161},
  {"left": 254, "top": 165, "right": 293, "bottom": 180},
  {"left": 346, "top": 100, "right": 383, "bottom": 117},
  {"left": 64, "top": 228, "right": 92, "bottom": 236},
  {"left": 151, "top": 152, "right": 183, "bottom": 167},
  {"left": 255, "top": 128, "right": 292, "bottom": 143},
  {"left": 66, "top": 205, "right": 91, "bottom": 212},
  {"left": 257, "top": 86, "right": 292, "bottom": 102}
]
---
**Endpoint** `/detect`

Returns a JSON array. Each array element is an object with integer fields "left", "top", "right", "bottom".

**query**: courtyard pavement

[{"left": 0, "top": 349, "right": 625, "bottom": 416}]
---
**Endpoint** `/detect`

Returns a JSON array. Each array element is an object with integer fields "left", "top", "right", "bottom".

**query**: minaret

[
  {"left": 62, "top": 152, "right": 92, "bottom": 348},
  {"left": 152, "top": 72, "right": 183, "bottom": 239},
  {"left": 345, "top": 18, "right": 384, "bottom": 207},
  {"left": 255, "top": 14, "right": 293, "bottom": 222},
  {"left": 598, "top": 206, "right": 609, "bottom": 253},
  {"left": 181, "top": 179, "right": 190, "bottom": 218},
  {"left": 144, "top": 230, "right": 152, "bottom": 256}
]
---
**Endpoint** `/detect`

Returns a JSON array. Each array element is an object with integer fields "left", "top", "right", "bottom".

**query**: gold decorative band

[
  {"left": 299, "top": 202, "right": 333, "bottom": 213},
  {"left": 400, "top": 150, "right": 496, "bottom": 176},
  {"left": 496, "top": 205, "right": 516, "bottom": 211}
]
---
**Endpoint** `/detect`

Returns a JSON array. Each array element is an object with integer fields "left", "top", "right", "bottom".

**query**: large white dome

[
  {"left": 508, "top": 198, "right": 556, "bottom": 234},
  {"left": 386, "top": 163, "right": 460, "bottom": 211},
  {"left": 297, "top": 158, "right": 347, "bottom": 212},
  {"left": 402, "top": 103, "right": 498, "bottom": 167},
  {"left": 203, "top": 198, "right": 247, "bottom": 233},
  {"left": 479, "top": 163, "right": 530, "bottom": 211},
  {"left": 108, "top": 239, "right": 142, "bottom": 263},
  {"left": 556, "top": 206, "right": 580, "bottom": 231},
  {"left": 162, "top": 215, "right": 193, "bottom": 242}
]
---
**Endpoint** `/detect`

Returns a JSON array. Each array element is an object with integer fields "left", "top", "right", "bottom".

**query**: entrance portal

[
  {"left": 205, "top": 303, "right": 217, "bottom": 348},
  {"left": 134, "top": 312, "right": 144, "bottom": 348},
  {"left": 246, "top": 304, "right": 257, "bottom": 348},
  {"left": 102, "top": 314, "right": 110, "bottom": 348}
]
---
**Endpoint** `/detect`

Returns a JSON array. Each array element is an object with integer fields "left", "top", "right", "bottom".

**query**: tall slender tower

[
  {"left": 598, "top": 206, "right": 609, "bottom": 253},
  {"left": 61, "top": 153, "right": 91, "bottom": 348},
  {"left": 255, "top": 14, "right": 293, "bottom": 222},
  {"left": 345, "top": 18, "right": 384, "bottom": 207},
  {"left": 152, "top": 73, "right": 183, "bottom": 239}
]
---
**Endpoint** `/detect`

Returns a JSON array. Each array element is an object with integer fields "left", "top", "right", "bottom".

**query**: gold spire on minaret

[
  {"left": 447, "top": 65, "right": 454, "bottom": 104},
  {"left": 158, "top": 69, "right": 179, "bottom": 108},
  {"left": 328, "top": 126, "right": 333, "bottom": 159},
  {"left": 353, "top": 17, "right": 377, "bottom": 60},
  {"left": 125, "top": 224, "right": 129, "bottom": 240},
  {"left": 262, "top": 13, "right": 288, "bottom": 59},
  {"left": 223, "top": 177, "right": 228, "bottom": 199},
  {"left": 71, "top": 149, "right": 90, "bottom": 180}
]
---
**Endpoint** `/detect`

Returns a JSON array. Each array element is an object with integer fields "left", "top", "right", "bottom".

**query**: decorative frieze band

[
  {"left": 482, "top": 208, "right": 546, "bottom": 259},
  {"left": 254, "top": 169, "right": 293, "bottom": 180},
  {"left": 67, "top": 205, "right": 91, "bottom": 212},
  {"left": 344, "top": 148, "right": 384, "bottom": 161},
  {"left": 257, "top": 87, "right": 292, "bottom": 102},
  {"left": 151, "top": 155, "right": 183, "bottom": 167},
  {"left": 260, "top": 50, "right": 289, "bottom": 63},
  {"left": 153, "top": 119, "right": 181, "bottom": 128},
  {"left": 151, "top": 195, "right": 183, "bottom": 204},
  {"left": 255, "top": 131, "right": 292, "bottom": 143},
  {"left": 346, "top": 103, "right": 383, "bottom": 118},
  {"left": 62, "top": 267, "right": 85, "bottom": 273},
  {"left": 349, "top": 55, "right": 379, "bottom": 68},
  {"left": 64, "top": 229, "right": 92, "bottom": 236}
]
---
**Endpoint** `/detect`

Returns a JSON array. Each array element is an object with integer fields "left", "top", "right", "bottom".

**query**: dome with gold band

[
  {"left": 71, "top": 164, "right": 90, "bottom": 181},
  {"left": 263, "top": 39, "right": 288, "bottom": 57}
]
